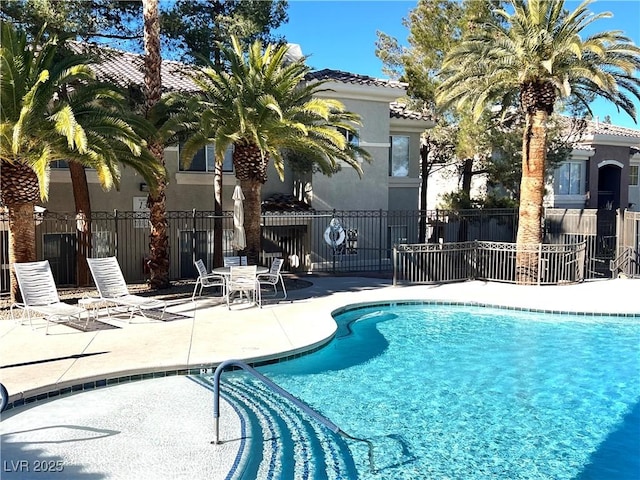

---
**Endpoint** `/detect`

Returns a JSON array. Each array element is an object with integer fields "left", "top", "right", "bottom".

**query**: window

[
  {"left": 179, "top": 144, "right": 233, "bottom": 172},
  {"left": 630, "top": 165, "right": 639, "bottom": 185},
  {"left": 389, "top": 136, "right": 409, "bottom": 177},
  {"left": 338, "top": 127, "right": 359, "bottom": 147},
  {"left": 50, "top": 160, "right": 69, "bottom": 169},
  {"left": 51, "top": 160, "right": 98, "bottom": 171},
  {"left": 557, "top": 162, "right": 582, "bottom": 195}
]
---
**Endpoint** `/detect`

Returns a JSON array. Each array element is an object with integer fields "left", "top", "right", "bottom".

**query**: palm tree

[
  {"left": 0, "top": 21, "right": 163, "bottom": 301},
  {"left": 436, "top": 0, "right": 640, "bottom": 284},
  {"left": 142, "top": 0, "right": 170, "bottom": 289},
  {"left": 177, "top": 37, "right": 370, "bottom": 263}
]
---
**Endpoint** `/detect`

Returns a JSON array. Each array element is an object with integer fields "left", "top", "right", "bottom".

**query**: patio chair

[
  {"left": 192, "top": 259, "right": 226, "bottom": 301},
  {"left": 87, "top": 256, "right": 166, "bottom": 321},
  {"left": 257, "top": 258, "right": 287, "bottom": 307},
  {"left": 11, "top": 260, "right": 85, "bottom": 334},
  {"left": 226, "top": 265, "right": 259, "bottom": 309}
]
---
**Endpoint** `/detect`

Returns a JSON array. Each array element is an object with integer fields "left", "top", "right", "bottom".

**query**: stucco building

[
  {"left": 42, "top": 45, "right": 433, "bottom": 216},
  {"left": 548, "top": 119, "right": 640, "bottom": 211}
]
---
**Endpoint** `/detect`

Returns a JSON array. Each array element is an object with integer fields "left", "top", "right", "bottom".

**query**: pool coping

[
  {"left": 6, "top": 290, "right": 638, "bottom": 414},
  {"left": 1, "top": 335, "right": 335, "bottom": 413},
  {"left": 331, "top": 298, "right": 640, "bottom": 318}
]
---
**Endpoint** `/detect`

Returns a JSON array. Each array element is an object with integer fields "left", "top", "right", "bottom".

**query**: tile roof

[
  {"left": 583, "top": 119, "right": 640, "bottom": 139},
  {"left": 70, "top": 42, "right": 200, "bottom": 93},
  {"left": 68, "top": 45, "right": 430, "bottom": 123},
  {"left": 305, "top": 70, "right": 431, "bottom": 122},
  {"left": 390, "top": 101, "right": 434, "bottom": 122},
  {"left": 305, "top": 68, "right": 406, "bottom": 90},
  {"left": 560, "top": 115, "right": 640, "bottom": 147},
  {"left": 572, "top": 143, "right": 596, "bottom": 151},
  {"left": 560, "top": 115, "right": 640, "bottom": 138}
]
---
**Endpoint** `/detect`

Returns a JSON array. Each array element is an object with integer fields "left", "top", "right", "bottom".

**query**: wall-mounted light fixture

[{"left": 139, "top": 183, "right": 149, "bottom": 192}]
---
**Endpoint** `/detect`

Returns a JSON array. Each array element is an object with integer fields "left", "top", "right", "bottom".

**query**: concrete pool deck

[
  {"left": 2, "top": 276, "right": 639, "bottom": 403},
  {"left": 1, "top": 276, "right": 639, "bottom": 478}
]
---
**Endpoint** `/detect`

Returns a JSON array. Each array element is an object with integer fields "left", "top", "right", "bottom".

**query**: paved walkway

[{"left": 1, "top": 276, "right": 639, "bottom": 479}]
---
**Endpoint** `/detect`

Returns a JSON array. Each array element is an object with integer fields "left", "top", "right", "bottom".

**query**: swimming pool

[{"left": 212, "top": 303, "right": 640, "bottom": 479}]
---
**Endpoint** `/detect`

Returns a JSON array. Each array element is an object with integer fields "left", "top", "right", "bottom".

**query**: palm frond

[
  {"left": 436, "top": 0, "right": 640, "bottom": 123},
  {"left": 1, "top": 21, "right": 163, "bottom": 201}
]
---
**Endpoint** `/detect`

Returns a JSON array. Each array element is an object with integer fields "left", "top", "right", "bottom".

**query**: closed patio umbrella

[{"left": 232, "top": 184, "right": 246, "bottom": 251}]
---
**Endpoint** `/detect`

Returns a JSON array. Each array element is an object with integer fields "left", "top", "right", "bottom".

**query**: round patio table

[
  {"left": 213, "top": 266, "right": 269, "bottom": 306},
  {"left": 213, "top": 266, "right": 269, "bottom": 276}
]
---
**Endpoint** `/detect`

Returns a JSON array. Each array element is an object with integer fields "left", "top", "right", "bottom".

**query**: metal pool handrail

[
  {"left": 0, "top": 383, "right": 8, "bottom": 412},
  {"left": 211, "top": 359, "right": 375, "bottom": 472}
]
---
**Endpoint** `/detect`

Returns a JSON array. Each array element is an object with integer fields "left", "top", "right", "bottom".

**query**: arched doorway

[{"left": 597, "top": 162, "right": 622, "bottom": 209}]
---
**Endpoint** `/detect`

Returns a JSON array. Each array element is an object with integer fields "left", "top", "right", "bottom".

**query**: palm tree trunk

[
  {"left": 1, "top": 161, "right": 41, "bottom": 302},
  {"left": 147, "top": 143, "right": 170, "bottom": 287},
  {"left": 69, "top": 161, "right": 92, "bottom": 286},
  {"left": 233, "top": 141, "right": 267, "bottom": 264},
  {"left": 515, "top": 110, "right": 547, "bottom": 284},
  {"left": 7, "top": 202, "right": 36, "bottom": 303},
  {"left": 143, "top": 0, "right": 170, "bottom": 289},
  {"left": 240, "top": 178, "right": 262, "bottom": 265}
]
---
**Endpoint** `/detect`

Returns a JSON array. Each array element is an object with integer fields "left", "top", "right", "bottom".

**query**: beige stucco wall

[
  {"left": 388, "top": 118, "right": 426, "bottom": 210},
  {"left": 44, "top": 145, "right": 294, "bottom": 213},
  {"left": 310, "top": 98, "right": 392, "bottom": 211},
  {"left": 309, "top": 98, "right": 429, "bottom": 211},
  {"left": 42, "top": 81, "right": 432, "bottom": 215}
]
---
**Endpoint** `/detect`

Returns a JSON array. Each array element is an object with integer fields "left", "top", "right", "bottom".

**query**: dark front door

[{"left": 597, "top": 164, "right": 621, "bottom": 209}]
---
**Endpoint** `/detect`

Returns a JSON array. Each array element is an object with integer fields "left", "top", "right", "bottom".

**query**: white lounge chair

[
  {"left": 226, "top": 265, "right": 259, "bottom": 309},
  {"left": 11, "top": 260, "right": 85, "bottom": 334},
  {"left": 87, "top": 256, "right": 166, "bottom": 321},
  {"left": 257, "top": 258, "right": 287, "bottom": 307},
  {"left": 192, "top": 259, "right": 226, "bottom": 301}
]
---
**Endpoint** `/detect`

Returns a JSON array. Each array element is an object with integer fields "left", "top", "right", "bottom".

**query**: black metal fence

[
  {"left": 393, "top": 241, "right": 587, "bottom": 285},
  {"left": 0, "top": 208, "right": 519, "bottom": 292},
  {"left": 543, "top": 208, "right": 617, "bottom": 278},
  {"left": 0, "top": 207, "right": 633, "bottom": 292},
  {"left": 612, "top": 210, "right": 640, "bottom": 278}
]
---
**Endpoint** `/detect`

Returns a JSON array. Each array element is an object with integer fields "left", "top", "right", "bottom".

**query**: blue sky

[{"left": 275, "top": 0, "right": 640, "bottom": 129}]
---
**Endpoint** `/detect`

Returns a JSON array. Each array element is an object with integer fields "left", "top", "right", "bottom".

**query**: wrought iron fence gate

[{"left": 0, "top": 207, "right": 634, "bottom": 292}]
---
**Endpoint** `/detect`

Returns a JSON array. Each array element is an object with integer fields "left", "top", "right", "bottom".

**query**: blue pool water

[{"left": 225, "top": 304, "right": 640, "bottom": 479}]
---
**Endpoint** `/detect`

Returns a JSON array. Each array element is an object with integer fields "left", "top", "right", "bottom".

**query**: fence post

[
  {"left": 113, "top": 209, "right": 118, "bottom": 259},
  {"left": 332, "top": 209, "right": 336, "bottom": 274},
  {"left": 615, "top": 209, "right": 623, "bottom": 261},
  {"left": 472, "top": 240, "right": 478, "bottom": 279},
  {"left": 379, "top": 209, "right": 383, "bottom": 272},
  {"left": 392, "top": 244, "right": 397, "bottom": 286},
  {"left": 192, "top": 208, "right": 197, "bottom": 269},
  {"left": 537, "top": 243, "right": 542, "bottom": 285}
]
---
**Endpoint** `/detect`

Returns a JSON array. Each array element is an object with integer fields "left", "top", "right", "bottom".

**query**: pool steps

[{"left": 195, "top": 373, "right": 358, "bottom": 479}]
